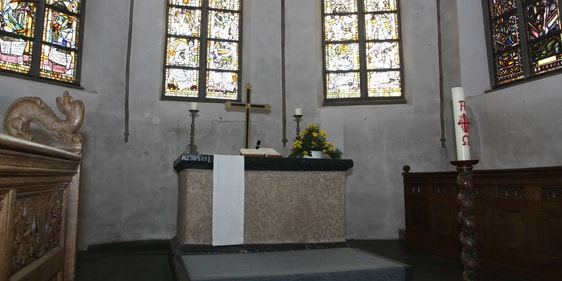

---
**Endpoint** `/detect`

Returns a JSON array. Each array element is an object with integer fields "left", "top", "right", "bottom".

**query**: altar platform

[
  {"left": 173, "top": 154, "right": 354, "bottom": 246},
  {"left": 75, "top": 240, "right": 524, "bottom": 281},
  {"left": 179, "top": 247, "right": 412, "bottom": 281}
]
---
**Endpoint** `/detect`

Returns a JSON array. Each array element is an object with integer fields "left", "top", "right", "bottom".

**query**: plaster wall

[
  {"left": 469, "top": 76, "right": 562, "bottom": 169},
  {"left": 3, "top": 0, "right": 558, "bottom": 249}
]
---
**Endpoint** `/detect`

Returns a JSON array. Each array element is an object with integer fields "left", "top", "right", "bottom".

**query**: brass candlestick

[
  {"left": 187, "top": 109, "right": 199, "bottom": 154},
  {"left": 451, "top": 159, "right": 480, "bottom": 281}
]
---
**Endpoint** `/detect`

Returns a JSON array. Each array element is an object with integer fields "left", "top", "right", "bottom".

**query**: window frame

[
  {"left": 321, "top": 0, "right": 406, "bottom": 106},
  {"left": 0, "top": 0, "right": 86, "bottom": 87},
  {"left": 161, "top": 0, "right": 243, "bottom": 103},
  {"left": 482, "top": 0, "right": 562, "bottom": 89}
]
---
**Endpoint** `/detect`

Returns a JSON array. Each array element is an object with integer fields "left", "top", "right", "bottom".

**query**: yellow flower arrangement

[{"left": 289, "top": 123, "right": 342, "bottom": 159}]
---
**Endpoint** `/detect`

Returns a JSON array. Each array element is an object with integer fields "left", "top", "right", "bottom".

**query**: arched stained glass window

[
  {"left": 162, "top": 0, "right": 242, "bottom": 102},
  {"left": 484, "top": 0, "right": 562, "bottom": 86},
  {"left": 322, "top": 0, "right": 404, "bottom": 105},
  {"left": 0, "top": 0, "right": 85, "bottom": 85}
]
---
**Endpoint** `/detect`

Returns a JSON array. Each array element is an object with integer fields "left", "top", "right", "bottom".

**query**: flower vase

[{"left": 304, "top": 150, "right": 323, "bottom": 159}]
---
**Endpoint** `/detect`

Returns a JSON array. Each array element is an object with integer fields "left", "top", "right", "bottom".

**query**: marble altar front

[{"left": 174, "top": 154, "right": 353, "bottom": 245}]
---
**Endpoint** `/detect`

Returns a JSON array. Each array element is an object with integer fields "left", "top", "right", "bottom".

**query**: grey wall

[{"left": 1, "top": 0, "right": 560, "bottom": 250}]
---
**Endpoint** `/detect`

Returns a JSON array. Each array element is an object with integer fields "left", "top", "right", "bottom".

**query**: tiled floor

[{"left": 75, "top": 240, "right": 525, "bottom": 281}]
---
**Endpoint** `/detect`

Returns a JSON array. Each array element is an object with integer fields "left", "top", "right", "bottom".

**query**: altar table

[{"left": 173, "top": 154, "right": 353, "bottom": 246}]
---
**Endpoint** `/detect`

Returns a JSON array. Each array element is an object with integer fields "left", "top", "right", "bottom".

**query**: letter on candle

[
  {"left": 190, "top": 102, "right": 198, "bottom": 110},
  {"left": 451, "top": 87, "right": 471, "bottom": 160},
  {"left": 294, "top": 108, "right": 302, "bottom": 116}
]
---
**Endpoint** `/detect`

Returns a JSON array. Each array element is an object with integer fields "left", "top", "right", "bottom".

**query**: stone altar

[{"left": 174, "top": 154, "right": 353, "bottom": 246}]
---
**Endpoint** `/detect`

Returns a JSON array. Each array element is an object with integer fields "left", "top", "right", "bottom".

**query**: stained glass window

[
  {"left": 484, "top": 0, "right": 562, "bottom": 86},
  {"left": 163, "top": 0, "right": 241, "bottom": 101},
  {"left": 322, "top": 0, "right": 404, "bottom": 105},
  {"left": 0, "top": 0, "right": 84, "bottom": 85}
]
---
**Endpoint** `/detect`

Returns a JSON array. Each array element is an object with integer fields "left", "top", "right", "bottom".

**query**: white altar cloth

[{"left": 212, "top": 155, "right": 245, "bottom": 246}]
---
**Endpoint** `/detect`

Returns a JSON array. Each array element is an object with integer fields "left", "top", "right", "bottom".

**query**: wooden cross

[{"left": 225, "top": 83, "right": 271, "bottom": 148}]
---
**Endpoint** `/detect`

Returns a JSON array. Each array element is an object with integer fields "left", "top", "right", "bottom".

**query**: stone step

[{"left": 177, "top": 247, "right": 412, "bottom": 281}]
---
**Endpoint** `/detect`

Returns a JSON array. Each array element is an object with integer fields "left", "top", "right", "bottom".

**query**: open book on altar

[{"left": 240, "top": 148, "right": 283, "bottom": 158}]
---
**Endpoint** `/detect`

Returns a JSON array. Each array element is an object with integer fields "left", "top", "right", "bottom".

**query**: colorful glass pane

[
  {"left": 529, "top": 34, "right": 562, "bottom": 74},
  {"left": 364, "top": 0, "right": 397, "bottom": 12},
  {"left": 209, "top": 0, "right": 240, "bottom": 11},
  {"left": 39, "top": 45, "right": 76, "bottom": 83},
  {"left": 0, "top": 35, "right": 33, "bottom": 74},
  {"left": 525, "top": 0, "right": 560, "bottom": 40},
  {"left": 206, "top": 71, "right": 238, "bottom": 100},
  {"left": 167, "top": 37, "right": 200, "bottom": 67},
  {"left": 492, "top": 15, "right": 520, "bottom": 52},
  {"left": 207, "top": 40, "right": 238, "bottom": 70},
  {"left": 325, "top": 43, "right": 360, "bottom": 71},
  {"left": 365, "top": 13, "right": 397, "bottom": 40},
  {"left": 43, "top": 8, "right": 79, "bottom": 48},
  {"left": 47, "top": 0, "right": 81, "bottom": 14},
  {"left": 0, "top": 1, "right": 37, "bottom": 37},
  {"left": 322, "top": 0, "right": 403, "bottom": 101},
  {"left": 325, "top": 15, "right": 358, "bottom": 41},
  {"left": 324, "top": 0, "right": 357, "bottom": 14},
  {"left": 169, "top": 0, "right": 201, "bottom": 7},
  {"left": 165, "top": 0, "right": 241, "bottom": 100},
  {"left": 164, "top": 68, "right": 199, "bottom": 97},
  {"left": 488, "top": 0, "right": 516, "bottom": 18},
  {"left": 326, "top": 72, "right": 361, "bottom": 99},
  {"left": 366, "top": 42, "right": 400, "bottom": 69},
  {"left": 367, "top": 71, "right": 400, "bottom": 97},
  {"left": 495, "top": 49, "right": 524, "bottom": 84},
  {"left": 208, "top": 10, "right": 239, "bottom": 40},
  {"left": 168, "top": 7, "right": 201, "bottom": 37}
]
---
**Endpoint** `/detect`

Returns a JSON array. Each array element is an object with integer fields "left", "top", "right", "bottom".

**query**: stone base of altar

[
  {"left": 174, "top": 154, "right": 354, "bottom": 245},
  {"left": 179, "top": 248, "right": 412, "bottom": 281}
]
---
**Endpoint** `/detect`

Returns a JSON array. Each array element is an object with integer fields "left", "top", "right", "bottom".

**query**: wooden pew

[{"left": 402, "top": 165, "right": 562, "bottom": 281}]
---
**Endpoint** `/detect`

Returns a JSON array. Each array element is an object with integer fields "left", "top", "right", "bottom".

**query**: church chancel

[{"left": 173, "top": 153, "right": 353, "bottom": 247}]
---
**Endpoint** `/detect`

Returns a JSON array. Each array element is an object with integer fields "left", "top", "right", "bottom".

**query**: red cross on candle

[{"left": 457, "top": 113, "right": 470, "bottom": 133}]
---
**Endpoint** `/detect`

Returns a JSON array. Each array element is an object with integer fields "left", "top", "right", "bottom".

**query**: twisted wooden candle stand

[{"left": 451, "top": 160, "right": 480, "bottom": 281}]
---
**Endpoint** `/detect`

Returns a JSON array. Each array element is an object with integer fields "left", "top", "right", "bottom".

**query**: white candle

[
  {"left": 190, "top": 102, "right": 198, "bottom": 110},
  {"left": 451, "top": 87, "right": 471, "bottom": 161},
  {"left": 294, "top": 108, "right": 302, "bottom": 115}
]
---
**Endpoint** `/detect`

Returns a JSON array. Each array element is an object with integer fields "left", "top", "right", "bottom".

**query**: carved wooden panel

[
  {"left": 431, "top": 204, "right": 454, "bottom": 235},
  {"left": 0, "top": 190, "right": 15, "bottom": 281},
  {"left": 403, "top": 167, "right": 562, "bottom": 281},
  {"left": 406, "top": 185, "right": 424, "bottom": 195},
  {"left": 493, "top": 208, "right": 528, "bottom": 249},
  {"left": 544, "top": 187, "right": 562, "bottom": 201},
  {"left": 431, "top": 185, "right": 450, "bottom": 196},
  {"left": 429, "top": 184, "right": 457, "bottom": 236},
  {"left": 12, "top": 188, "right": 66, "bottom": 274},
  {"left": 404, "top": 184, "right": 427, "bottom": 231},
  {"left": 496, "top": 186, "right": 525, "bottom": 199},
  {"left": 0, "top": 135, "right": 81, "bottom": 281},
  {"left": 541, "top": 211, "right": 562, "bottom": 256},
  {"left": 405, "top": 196, "right": 427, "bottom": 230}
]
